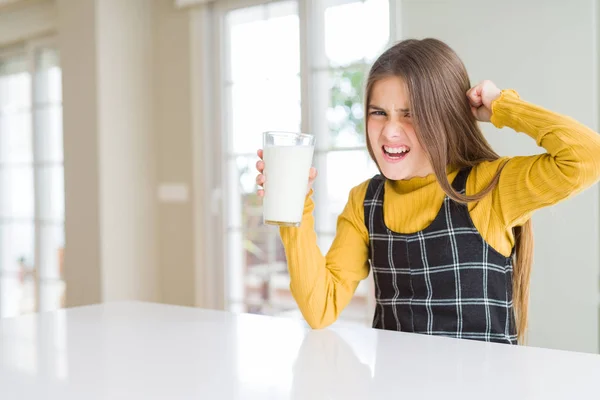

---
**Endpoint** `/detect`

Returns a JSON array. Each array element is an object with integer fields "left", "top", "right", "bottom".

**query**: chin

[{"left": 378, "top": 165, "right": 411, "bottom": 181}]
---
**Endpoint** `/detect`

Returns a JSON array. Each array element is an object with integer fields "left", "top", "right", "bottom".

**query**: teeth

[{"left": 384, "top": 145, "right": 409, "bottom": 154}]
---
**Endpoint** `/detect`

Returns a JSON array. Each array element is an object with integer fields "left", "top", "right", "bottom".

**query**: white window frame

[{"left": 190, "top": 0, "right": 402, "bottom": 313}]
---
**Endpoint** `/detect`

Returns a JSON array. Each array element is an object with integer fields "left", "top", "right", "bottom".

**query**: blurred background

[{"left": 0, "top": 0, "right": 598, "bottom": 356}]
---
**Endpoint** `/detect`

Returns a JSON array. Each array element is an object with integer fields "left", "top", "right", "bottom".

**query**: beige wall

[
  {"left": 1, "top": 0, "right": 203, "bottom": 308},
  {"left": 57, "top": 0, "right": 102, "bottom": 306},
  {"left": 59, "top": 0, "right": 163, "bottom": 304},
  {"left": 58, "top": 0, "right": 182, "bottom": 305},
  {"left": 153, "top": 0, "right": 196, "bottom": 307},
  {"left": 96, "top": 0, "right": 159, "bottom": 302},
  {"left": 400, "top": 0, "right": 600, "bottom": 353},
  {"left": 0, "top": 0, "right": 56, "bottom": 47}
]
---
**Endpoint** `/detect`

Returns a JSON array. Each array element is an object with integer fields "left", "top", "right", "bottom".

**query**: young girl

[{"left": 255, "top": 38, "right": 600, "bottom": 344}]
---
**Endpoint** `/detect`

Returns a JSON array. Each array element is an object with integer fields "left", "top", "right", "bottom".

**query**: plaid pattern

[{"left": 364, "top": 168, "right": 517, "bottom": 344}]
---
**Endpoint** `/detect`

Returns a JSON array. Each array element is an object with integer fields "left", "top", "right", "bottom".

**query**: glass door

[
  {"left": 214, "top": 0, "right": 390, "bottom": 325},
  {"left": 0, "top": 41, "right": 65, "bottom": 318}
]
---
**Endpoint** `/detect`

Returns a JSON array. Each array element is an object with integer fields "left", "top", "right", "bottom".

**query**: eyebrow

[{"left": 368, "top": 104, "right": 410, "bottom": 113}]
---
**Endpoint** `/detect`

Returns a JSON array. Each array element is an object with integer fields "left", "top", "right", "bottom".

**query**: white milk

[{"left": 263, "top": 145, "right": 315, "bottom": 226}]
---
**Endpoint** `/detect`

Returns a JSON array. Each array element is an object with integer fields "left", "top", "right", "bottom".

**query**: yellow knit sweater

[{"left": 279, "top": 89, "right": 600, "bottom": 329}]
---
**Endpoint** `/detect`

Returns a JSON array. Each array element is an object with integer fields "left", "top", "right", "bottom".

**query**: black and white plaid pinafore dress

[{"left": 364, "top": 168, "right": 518, "bottom": 344}]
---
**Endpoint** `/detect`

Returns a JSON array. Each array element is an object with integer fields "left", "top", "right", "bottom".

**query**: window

[
  {"left": 0, "top": 41, "right": 65, "bottom": 318},
  {"left": 213, "top": 0, "right": 390, "bottom": 324}
]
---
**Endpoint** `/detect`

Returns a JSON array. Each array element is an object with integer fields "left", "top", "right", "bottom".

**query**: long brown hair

[{"left": 364, "top": 38, "right": 533, "bottom": 343}]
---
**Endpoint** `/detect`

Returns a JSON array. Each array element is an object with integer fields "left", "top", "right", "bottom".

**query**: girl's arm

[
  {"left": 469, "top": 85, "right": 600, "bottom": 228},
  {"left": 279, "top": 184, "right": 371, "bottom": 329}
]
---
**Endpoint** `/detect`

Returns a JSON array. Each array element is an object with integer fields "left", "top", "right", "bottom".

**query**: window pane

[
  {"left": 228, "top": 1, "right": 299, "bottom": 82},
  {"left": 221, "top": 0, "right": 391, "bottom": 322},
  {"left": 316, "top": 150, "right": 378, "bottom": 233},
  {"left": 225, "top": 1, "right": 302, "bottom": 316},
  {"left": 340, "top": 290, "right": 371, "bottom": 324},
  {"left": 241, "top": 227, "right": 287, "bottom": 314},
  {"left": 228, "top": 227, "right": 285, "bottom": 312},
  {"left": 228, "top": 82, "right": 262, "bottom": 155},
  {"left": 264, "top": 2, "right": 300, "bottom": 78},
  {"left": 263, "top": 77, "right": 301, "bottom": 134},
  {"left": 0, "top": 111, "right": 33, "bottom": 164},
  {"left": 0, "top": 222, "right": 35, "bottom": 273},
  {"left": 317, "top": 233, "right": 334, "bottom": 255},
  {"left": 226, "top": 1, "right": 301, "bottom": 154},
  {"left": 323, "top": 0, "right": 389, "bottom": 67},
  {"left": 362, "top": 0, "right": 390, "bottom": 62},
  {"left": 34, "top": 48, "right": 62, "bottom": 105},
  {"left": 39, "top": 280, "right": 66, "bottom": 312},
  {"left": 229, "top": 10, "right": 268, "bottom": 82},
  {"left": 229, "top": 77, "right": 301, "bottom": 154},
  {"left": 226, "top": 152, "right": 290, "bottom": 314},
  {"left": 39, "top": 224, "right": 65, "bottom": 280},
  {"left": 0, "top": 57, "right": 30, "bottom": 111},
  {"left": 38, "top": 165, "right": 65, "bottom": 221},
  {"left": 0, "top": 48, "right": 64, "bottom": 320},
  {"left": 35, "top": 105, "right": 63, "bottom": 163},
  {"left": 227, "top": 156, "right": 261, "bottom": 230},
  {"left": 0, "top": 166, "right": 35, "bottom": 219},
  {"left": 227, "top": 230, "right": 245, "bottom": 308},
  {"left": 0, "top": 276, "right": 32, "bottom": 318},
  {"left": 225, "top": 154, "right": 260, "bottom": 309},
  {"left": 327, "top": 66, "right": 367, "bottom": 148}
]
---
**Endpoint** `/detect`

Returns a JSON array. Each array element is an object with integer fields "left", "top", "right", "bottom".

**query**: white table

[{"left": 0, "top": 301, "right": 598, "bottom": 399}]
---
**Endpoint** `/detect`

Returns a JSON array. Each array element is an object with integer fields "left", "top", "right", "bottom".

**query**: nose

[{"left": 382, "top": 120, "right": 404, "bottom": 141}]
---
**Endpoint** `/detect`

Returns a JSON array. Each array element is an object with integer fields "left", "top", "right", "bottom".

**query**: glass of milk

[{"left": 262, "top": 131, "right": 315, "bottom": 227}]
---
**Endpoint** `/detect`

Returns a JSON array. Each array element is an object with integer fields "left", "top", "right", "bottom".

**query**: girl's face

[{"left": 367, "top": 76, "right": 433, "bottom": 180}]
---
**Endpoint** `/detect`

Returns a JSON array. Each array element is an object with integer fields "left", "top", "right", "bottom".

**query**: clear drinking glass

[{"left": 262, "top": 131, "right": 315, "bottom": 227}]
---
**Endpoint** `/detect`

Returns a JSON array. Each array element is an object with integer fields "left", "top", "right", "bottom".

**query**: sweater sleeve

[
  {"left": 487, "top": 89, "right": 600, "bottom": 228},
  {"left": 279, "top": 182, "right": 371, "bottom": 328}
]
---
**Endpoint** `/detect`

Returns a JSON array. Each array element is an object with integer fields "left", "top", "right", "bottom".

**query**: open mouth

[{"left": 382, "top": 145, "right": 410, "bottom": 162}]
